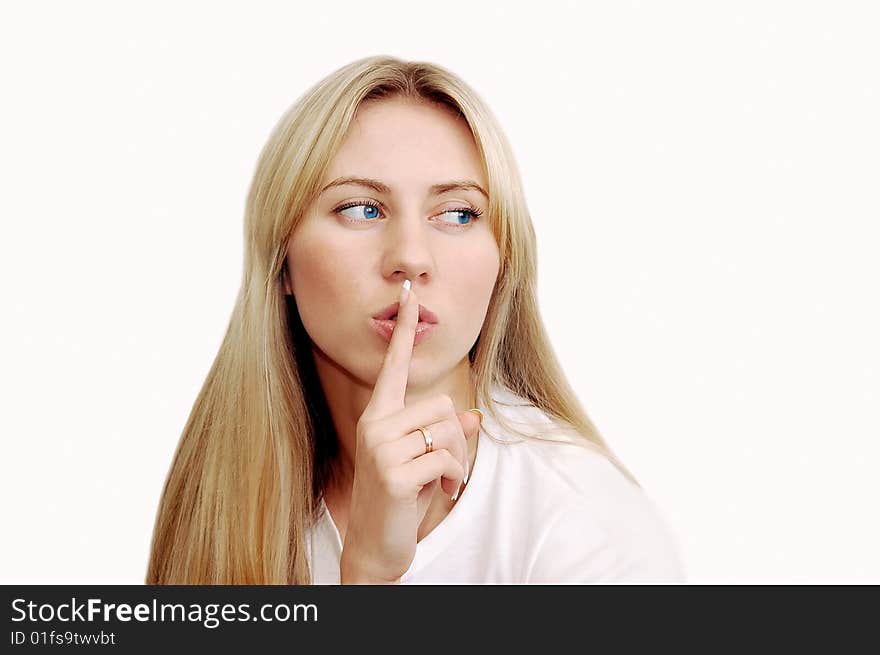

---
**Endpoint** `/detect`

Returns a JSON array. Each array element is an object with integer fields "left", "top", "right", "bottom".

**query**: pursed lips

[{"left": 372, "top": 301, "right": 439, "bottom": 324}]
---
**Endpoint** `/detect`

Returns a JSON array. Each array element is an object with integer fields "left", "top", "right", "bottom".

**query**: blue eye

[
  {"left": 333, "top": 201, "right": 485, "bottom": 228},
  {"left": 439, "top": 208, "right": 482, "bottom": 226},
  {"left": 337, "top": 202, "right": 382, "bottom": 221}
]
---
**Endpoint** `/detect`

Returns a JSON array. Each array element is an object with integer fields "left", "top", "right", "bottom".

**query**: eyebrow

[{"left": 320, "top": 176, "right": 489, "bottom": 200}]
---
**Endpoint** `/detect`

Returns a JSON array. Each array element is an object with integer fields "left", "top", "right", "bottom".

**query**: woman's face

[{"left": 284, "top": 97, "right": 500, "bottom": 389}]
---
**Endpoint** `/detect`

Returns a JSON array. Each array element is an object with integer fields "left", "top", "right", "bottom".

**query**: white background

[{"left": 1, "top": 1, "right": 877, "bottom": 584}]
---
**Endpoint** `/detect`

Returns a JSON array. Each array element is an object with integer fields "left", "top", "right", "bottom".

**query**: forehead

[{"left": 324, "top": 98, "right": 486, "bottom": 189}]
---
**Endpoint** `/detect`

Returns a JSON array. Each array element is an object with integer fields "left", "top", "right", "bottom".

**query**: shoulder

[{"left": 484, "top": 384, "right": 687, "bottom": 583}]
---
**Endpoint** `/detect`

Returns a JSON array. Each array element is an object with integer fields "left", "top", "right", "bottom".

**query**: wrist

[{"left": 340, "top": 553, "right": 401, "bottom": 585}]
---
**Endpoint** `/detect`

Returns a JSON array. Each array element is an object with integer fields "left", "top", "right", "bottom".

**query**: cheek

[
  {"left": 443, "top": 255, "right": 499, "bottom": 342},
  {"left": 454, "top": 247, "right": 500, "bottom": 306},
  {"left": 288, "top": 232, "right": 362, "bottom": 318}
]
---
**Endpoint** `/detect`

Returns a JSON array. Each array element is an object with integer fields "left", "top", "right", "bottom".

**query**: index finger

[{"left": 365, "top": 279, "right": 419, "bottom": 416}]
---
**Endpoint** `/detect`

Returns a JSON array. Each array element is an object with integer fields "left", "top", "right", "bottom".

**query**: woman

[{"left": 146, "top": 55, "right": 686, "bottom": 584}]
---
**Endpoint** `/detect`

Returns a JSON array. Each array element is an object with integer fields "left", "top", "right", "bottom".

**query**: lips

[{"left": 372, "top": 301, "right": 439, "bottom": 324}]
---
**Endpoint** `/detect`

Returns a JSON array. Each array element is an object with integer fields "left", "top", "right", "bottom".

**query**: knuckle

[
  {"left": 445, "top": 413, "right": 466, "bottom": 445},
  {"left": 437, "top": 393, "right": 455, "bottom": 414},
  {"left": 445, "top": 450, "right": 465, "bottom": 476},
  {"left": 383, "top": 469, "right": 408, "bottom": 499},
  {"left": 443, "top": 423, "right": 463, "bottom": 455},
  {"left": 357, "top": 418, "right": 379, "bottom": 445},
  {"left": 373, "top": 442, "right": 393, "bottom": 469}
]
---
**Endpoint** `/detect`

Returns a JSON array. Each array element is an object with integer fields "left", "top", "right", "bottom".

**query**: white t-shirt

[{"left": 306, "top": 383, "right": 687, "bottom": 584}]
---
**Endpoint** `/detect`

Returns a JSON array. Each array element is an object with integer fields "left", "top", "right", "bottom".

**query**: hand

[{"left": 339, "top": 281, "right": 481, "bottom": 584}]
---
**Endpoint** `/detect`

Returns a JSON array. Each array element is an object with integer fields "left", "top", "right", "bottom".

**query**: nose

[{"left": 381, "top": 211, "right": 434, "bottom": 282}]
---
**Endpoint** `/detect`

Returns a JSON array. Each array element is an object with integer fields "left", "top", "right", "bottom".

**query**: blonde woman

[{"left": 146, "top": 55, "right": 686, "bottom": 585}]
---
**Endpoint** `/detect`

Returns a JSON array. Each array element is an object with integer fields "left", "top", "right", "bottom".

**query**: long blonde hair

[{"left": 146, "top": 54, "right": 639, "bottom": 585}]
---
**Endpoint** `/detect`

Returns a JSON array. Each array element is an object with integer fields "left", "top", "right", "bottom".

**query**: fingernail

[
  {"left": 451, "top": 487, "right": 459, "bottom": 502},
  {"left": 399, "top": 279, "right": 411, "bottom": 305},
  {"left": 464, "top": 456, "right": 470, "bottom": 485}
]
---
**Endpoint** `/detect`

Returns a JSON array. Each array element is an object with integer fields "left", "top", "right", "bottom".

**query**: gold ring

[{"left": 416, "top": 426, "right": 433, "bottom": 454}]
